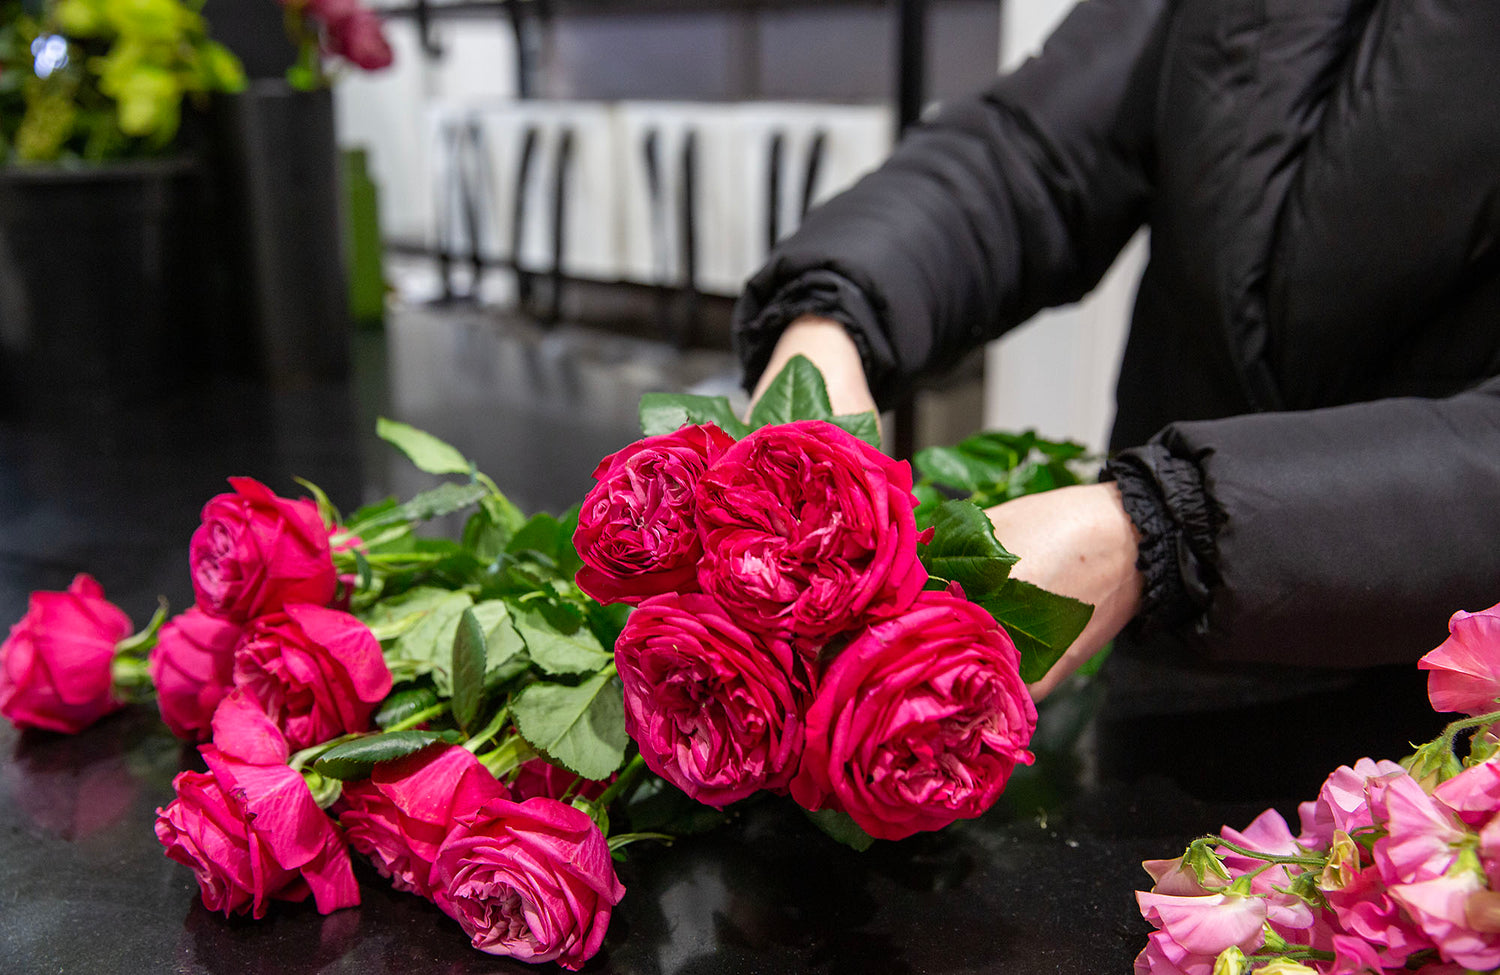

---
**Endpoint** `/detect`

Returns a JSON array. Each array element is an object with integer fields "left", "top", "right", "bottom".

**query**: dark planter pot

[
  {"left": 213, "top": 81, "right": 351, "bottom": 385},
  {"left": 0, "top": 158, "right": 207, "bottom": 420}
]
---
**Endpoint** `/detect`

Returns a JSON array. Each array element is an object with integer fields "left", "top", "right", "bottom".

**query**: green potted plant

[{"left": 0, "top": 0, "right": 246, "bottom": 418}]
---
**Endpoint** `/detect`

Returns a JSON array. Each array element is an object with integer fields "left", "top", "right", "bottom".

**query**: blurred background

[{"left": 0, "top": 0, "right": 1144, "bottom": 623}]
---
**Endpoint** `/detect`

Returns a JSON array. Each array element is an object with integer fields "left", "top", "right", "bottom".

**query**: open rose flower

[
  {"left": 149, "top": 608, "right": 244, "bottom": 741},
  {"left": 615, "top": 593, "right": 808, "bottom": 807},
  {"left": 694, "top": 420, "right": 925, "bottom": 648},
  {"left": 338, "top": 744, "right": 511, "bottom": 899},
  {"left": 189, "top": 477, "right": 337, "bottom": 622},
  {"left": 434, "top": 796, "right": 625, "bottom": 969},
  {"left": 1420, "top": 602, "right": 1500, "bottom": 716},
  {"left": 0, "top": 574, "right": 131, "bottom": 733},
  {"left": 232, "top": 603, "right": 391, "bottom": 750},
  {"left": 154, "top": 693, "right": 359, "bottom": 918},
  {"left": 574, "top": 423, "right": 736, "bottom": 606},
  {"left": 789, "top": 588, "right": 1036, "bottom": 840}
]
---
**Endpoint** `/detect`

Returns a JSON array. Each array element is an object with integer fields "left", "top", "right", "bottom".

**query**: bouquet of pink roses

[
  {"left": 0, "top": 356, "right": 1093, "bottom": 966},
  {"left": 1135, "top": 602, "right": 1500, "bottom": 974},
  {"left": 574, "top": 355, "right": 1092, "bottom": 845}
]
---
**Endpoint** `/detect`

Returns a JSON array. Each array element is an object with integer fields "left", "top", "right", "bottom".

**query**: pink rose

[
  {"left": 433, "top": 796, "right": 626, "bottom": 969},
  {"left": 615, "top": 593, "right": 807, "bottom": 807},
  {"left": 149, "top": 608, "right": 243, "bottom": 741},
  {"left": 509, "top": 758, "right": 609, "bottom": 803},
  {"left": 1420, "top": 602, "right": 1500, "bottom": 716},
  {"left": 789, "top": 589, "right": 1036, "bottom": 841},
  {"left": 324, "top": 8, "right": 394, "bottom": 71},
  {"left": 694, "top": 420, "right": 926, "bottom": 647},
  {"left": 574, "top": 423, "right": 736, "bottom": 606},
  {"left": 154, "top": 694, "right": 359, "bottom": 918},
  {"left": 189, "top": 477, "right": 337, "bottom": 622},
  {"left": 0, "top": 574, "right": 131, "bottom": 733},
  {"left": 338, "top": 744, "right": 510, "bottom": 899},
  {"left": 232, "top": 603, "right": 392, "bottom": 750}
]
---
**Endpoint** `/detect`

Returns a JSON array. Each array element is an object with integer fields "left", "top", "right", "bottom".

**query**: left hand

[{"left": 982, "top": 483, "right": 1144, "bottom": 701}]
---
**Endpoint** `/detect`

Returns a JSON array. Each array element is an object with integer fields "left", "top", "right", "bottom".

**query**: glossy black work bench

[{"left": 0, "top": 307, "right": 1439, "bottom": 974}]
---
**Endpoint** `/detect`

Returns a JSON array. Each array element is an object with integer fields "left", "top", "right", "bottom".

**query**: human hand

[
  {"left": 749, "top": 315, "right": 879, "bottom": 420},
  {"left": 983, "top": 483, "right": 1144, "bottom": 701}
]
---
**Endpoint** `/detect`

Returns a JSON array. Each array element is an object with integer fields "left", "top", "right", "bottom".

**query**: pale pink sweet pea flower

[
  {"left": 1419, "top": 602, "right": 1500, "bottom": 716},
  {"left": 1372, "top": 773, "right": 1466, "bottom": 886},
  {"left": 1132, "top": 929, "right": 1216, "bottom": 975},
  {"left": 1433, "top": 758, "right": 1500, "bottom": 829},
  {"left": 1298, "top": 758, "right": 1406, "bottom": 849},
  {"left": 1143, "top": 857, "right": 1208, "bottom": 896},
  {"left": 1325, "top": 863, "right": 1434, "bottom": 968},
  {"left": 1136, "top": 891, "right": 1267, "bottom": 957},
  {"left": 1328, "top": 933, "right": 1386, "bottom": 974},
  {"left": 1217, "top": 809, "right": 1315, "bottom": 931},
  {"left": 1389, "top": 871, "right": 1500, "bottom": 971}
]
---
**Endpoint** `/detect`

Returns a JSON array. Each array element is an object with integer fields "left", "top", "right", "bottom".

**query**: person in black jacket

[{"left": 733, "top": 0, "right": 1500, "bottom": 792}]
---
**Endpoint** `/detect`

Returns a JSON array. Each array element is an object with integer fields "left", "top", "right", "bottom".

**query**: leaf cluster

[{"left": 0, "top": 0, "right": 244, "bottom": 164}]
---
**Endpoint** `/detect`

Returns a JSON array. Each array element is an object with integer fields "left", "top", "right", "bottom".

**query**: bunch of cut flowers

[
  {"left": 1136, "top": 601, "right": 1500, "bottom": 974},
  {"left": 0, "top": 357, "right": 1092, "bottom": 966}
]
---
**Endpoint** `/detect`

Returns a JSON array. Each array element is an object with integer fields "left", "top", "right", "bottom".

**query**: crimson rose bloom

[
  {"left": 574, "top": 423, "right": 736, "bottom": 605},
  {"left": 0, "top": 574, "right": 131, "bottom": 733},
  {"left": 326, "top": 8, "right": 394, "bottom": 70},
  {"left": 232, "top": 603, "right": 392, "bottom": 750},
  {"left": 149, "top": 608, "right": 244, "bottom": 741},
  {"left": 694, "top": 420, "right": 925, "bottom": 647},
  {"left": 789, "top": 589, "right": 1037, "bottom": 841},
  {"left": 155, "top": 693, "right": 359, "bottom": 917},
  {"left": 433, "top": 796, "right": 625, "bottom": 969},
  {"left": 616, "top": 593, "right": 807, "bottom": 806},
  {"left": 509, "top": 758, "right": 610, "bottom": 803},
  {"left": 189, "top": 477, "right": 337, "bottom": 622},
  {"left": 338, "top": 744, "right": 511, "bottom": 899}
]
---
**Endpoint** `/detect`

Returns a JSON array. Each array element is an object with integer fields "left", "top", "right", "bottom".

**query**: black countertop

[{"left": 0, "top": 307, "right": 1439, "bottom": 974}]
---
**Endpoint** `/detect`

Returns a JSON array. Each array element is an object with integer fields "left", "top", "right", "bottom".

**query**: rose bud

[
  {"left": 189, "top": 477, "right": 337, "bottom": 622},
  {"left": 694, "top": 420, "right": 926, "bottom": 650},
  {"left": 338, "top": 744, "right": 511, "bottom": 899},
  {"left": 0, "top": 574, "right": 132, "bottom": 733},
  {"left": 433, "top": 796, "right": 625, "bottom": 969},
  {"left": 789, "top": 589, "right": 1037, "bottom": 841},
  {"left": 149, "top": 608, "right": 244, "bottom": 741},
  {"left": 155, "top": 693, "right": 359, "bottom": 917},
  {"left": 574, "top": 423, "right": 736, "bottom": 606},
  {"left": 615, "top": 593, "right": 807, "bottom": 807},
  {"left": 232, "top": 603, "right": 392, "bottom": 751},
  {"left": 325, "top": 8, "right": 394, "bottom": 70}
]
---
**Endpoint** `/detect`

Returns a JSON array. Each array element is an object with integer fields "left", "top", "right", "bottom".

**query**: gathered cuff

[
  {"left": 731, "top": 268, "right": 898, "bottom": 406},
  {"left": 1101, "top": 444, "right": 1222, "bottom": 634}
]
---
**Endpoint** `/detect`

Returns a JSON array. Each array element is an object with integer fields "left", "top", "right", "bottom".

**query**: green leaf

[
  {"left": 376, "top": 417, "right": 473, "bottom": 476},
  {"left": 511, "top": 603, "right": 611, "bottom": 675},
  {"left": 747, "top": 354, "right": 833, "bottom": 428},
  {"left": 554, "top": 505, "right": 585, "bottom": 582},
  {"left": 918, "top": 500, "right": 1020, "bottom": 601},
  {"left": 507, "top": 512, "right": 565, "bottom": 563},
  {"left": 463, "top": 493, "right": 527, "bottom": 560},
  {"left": 470, "top": 600, "right": 526, "bottom": 672},
  {"left": 804, "top": 808, "right": 876, "bottom": 852},
  {"left": 912, "top": 482, "right": 947, "bottom": 532},
  {"left": 360, "top": 586, "right": 461, "bottom": 642},
  {"left": 451, "top": 608, "right": 487, "bottom": 734},
  {"left": 914, "top": 443, "right": 1014, "bottom": 495},
  {"left": 349, "top": 482, "right": 490, "bottom": 535},
  {"left": 293, "top": 476, "right": 340, "bottom": 527},
  {"left": 977, "top": 578, "right": 1094, "bottom": 684},
  {"left": 389, "top": 591, "right": 475, "bottom": 695},
  {"left": 374, "top": 685, "right": 441, "bottom": 729},
  {"left": 312, "top": 730, "right": 456, "bottom": 780},
  {"left": 639, "top": 392, "right": 751, "bottom": 439},
  {"left": 513, "top": 670, "right": 628, "bottom": 780},
  {"left": 829, "top": 410, "right": 882, "bottom": 448}
]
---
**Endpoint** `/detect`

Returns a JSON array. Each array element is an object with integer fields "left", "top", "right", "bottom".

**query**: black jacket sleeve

[
  {"left": 733, "top": 0, "right": 1166, "bottom": 406},
  {"left": 1110, "top": 374, "right": 1500, "bottom": 668}
]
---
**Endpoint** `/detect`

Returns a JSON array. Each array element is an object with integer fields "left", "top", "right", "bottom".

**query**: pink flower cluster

[
  {"left": 1135, "top": 601, "right": 1500, "bottom": 974},
  {"left": 281, "top": 0, "right": 394, "bottom": 72},
  {"left": 574, "top": 420, "right": 1038, "bottom": 841}
]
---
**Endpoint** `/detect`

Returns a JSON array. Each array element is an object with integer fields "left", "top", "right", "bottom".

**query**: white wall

[{"left": 981, "top": 0, "right": 1144, "bottom": 455}]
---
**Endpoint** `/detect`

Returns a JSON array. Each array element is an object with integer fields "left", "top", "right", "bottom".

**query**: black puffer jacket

[{"left": 734, "top": 0, "right": 1500, "bottom": 671}]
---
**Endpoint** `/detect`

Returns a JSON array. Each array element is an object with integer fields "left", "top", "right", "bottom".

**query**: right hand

[{"left": 748, "top": 315, "right": 879, "bottom": 420}]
